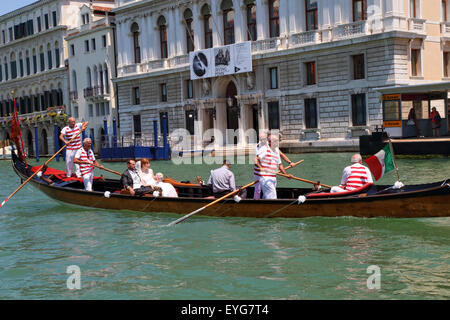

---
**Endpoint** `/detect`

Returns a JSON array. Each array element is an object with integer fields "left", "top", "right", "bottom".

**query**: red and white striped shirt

[
  {"left": 341, "top": 163, "right": 373, "bottom": 191},
  {"left": 75, "top": 147, "right": 95, "bottom": 176},
  {"left": 61, "top": 123, "right": 82, "bottom": 150},
  {"left": 254, "top": 145, "right": 281, "bottom": 179}
]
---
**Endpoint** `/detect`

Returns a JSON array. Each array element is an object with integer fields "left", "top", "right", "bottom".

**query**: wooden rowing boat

[{"left": 11, "top": 152, "right": 450, "bottom": 218}]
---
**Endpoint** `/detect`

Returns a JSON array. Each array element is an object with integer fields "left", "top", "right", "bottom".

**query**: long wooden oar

[
  {"left": 92, "top": 163, "right": 121, "bottom": 176},
  {"left": 277, "top": 172, "right": 332, "bottom": 189},
  {"left": 168, "top": 160, "right": 304, "bottom": 226},
  {"left": 0, "top": 129, "right": 85, "bottom": 209}
]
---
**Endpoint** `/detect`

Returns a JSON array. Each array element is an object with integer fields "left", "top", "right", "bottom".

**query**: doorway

[{"left": 226, "top": 82, "right": 239, "bottom": 145}]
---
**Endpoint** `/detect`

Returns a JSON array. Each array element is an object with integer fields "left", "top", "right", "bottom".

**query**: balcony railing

[
  {"left": 167, "top": 54, "right": 189, "bottom": 68},
  {"left": 0, "top": 106, "right": 67, "bottom": 127},
  {"left": 408, "top": 18, "right": 426, "bottom": 34},
  {"left": 332, "top": 21, "right": 368, "bottom": 40},
  {"left": 289, "top": 30, "right": 322, "bottom": 48},
  {"left": 252, "top": 38, "right": 278, "bottom": 54},
  {"left": 84, "top": 87, "right": 93, "bottom": 98},
  {"left": 441, "top": 22, "right": 450, "bottom": 37},
  {"left": 69, "top": 91, "right": 78, "bottom": 100}
]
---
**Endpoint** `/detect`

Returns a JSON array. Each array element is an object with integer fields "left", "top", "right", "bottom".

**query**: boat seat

[
  {"left": 307, "top": 183, "right": 373, "bottom": 198},
  {"left": 204, "top": 196, "right": 215, "bottom": 199}
]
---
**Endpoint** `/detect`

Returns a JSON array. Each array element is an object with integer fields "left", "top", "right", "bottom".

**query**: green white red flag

[{"left": 364, "top": 144, "right": 395, "bottom": 181}]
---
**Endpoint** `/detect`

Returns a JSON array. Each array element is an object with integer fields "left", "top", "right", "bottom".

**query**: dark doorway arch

[
  {"left": 100, "top": 127, "right": 105, "bottom": 148},
  {"left": 27, "top": 130, "right": 34, "bottom": 156},
  {"left": 41, "top": 129, "right": 48, "bottom": 155},
  {"left": 226, "top": 81, "right": 239, "bottom": 144}
]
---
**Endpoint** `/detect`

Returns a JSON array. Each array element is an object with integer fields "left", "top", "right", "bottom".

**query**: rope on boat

[
  {"left": 263, "top": 200, "right": 298, "bottom": 219},
  {"left": 441, "top": 180, "right": 450, "bottom": 188}
]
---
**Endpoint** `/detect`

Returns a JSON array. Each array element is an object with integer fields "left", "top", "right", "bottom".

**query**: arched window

[
  {"left": 269, "top": 0, "right": 280, "bottom": 38},
  {"left": 47, "top": 43, "right": 53, "bottom": 70},
  {"left": 54, "top": 41, "right": 60, "bottom": 68},
  {"left": 39, "top": 46, "right": 45, "bottom": 72},
  {"left": 158, "top": 16, "right": 168, "bottom": 59},
  {"left": 10, "top": 52, "right": 17, "bottom": 79},
  {"left": 131, "top": 22, "right": 141, "bottom": 63},
  {"left": 245, "top": 0, "right": 257, "bottom": 41},
  {"left": 221, "top": 0, "right": 235, "bottom": 45},
  {"left": 201, "top": 4, "right": 213, "bottom": 49},
  {"left": 184, "top": 9, "right": 194, "bottom": 53},
  {"left": 19, "top": 52, "right": 24, "bottom": 77},
  {"left": 86, "top": 67, "right": 92, "bottom": 88},
  {"left": 72, "top": 70, "right": 77, "bottom": 91}
]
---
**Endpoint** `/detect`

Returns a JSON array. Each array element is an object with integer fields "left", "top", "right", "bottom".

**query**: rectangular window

[
  {"left": 47, "top": 50, "right": 52, "bottom": 69},
  {"left": 19, "top": 59, "right": 24, "bottom": 77},
  {"left": 2, "top": 30, "right": 5, "bottom": 43},
  {"left": 305, "top": 0, "right": 318, "bottom": 31},
  {"left": 0, "top": 65, "right": 2, "bottom": 82},
  {"left": 4, "top": 63, "right": 8, "bottom": 81},
  {"left": 133, "top": 114, "right": 142, "bottom": 139},
  {"left": 223, "top": 10, "right": 235, "bottom": 45},
  {"left": 40, "top": 52, "right": 45, "bottom": 71},
  {"left": 10, "top": 61, "right": 17, "bottom": 79},
  {"left": 160, "top": 112, "right": 169, "bottom": 135},
  {"left": 268, "top": 101, "right": 280, "bottom": 130},
  {"left": 37, "top": 17, "right": 41, "bottom": 32},
  {"left": 132, "top": 87, "right": 140, "bottom": 105},
  {"left": 305, "top": 61, "right": 316, "bottom": 85},
  {"left": 85, "top": 40, "right": 90, "bottom": 52},
  {"left": 353, "top": 0, "right": 367, "bottom": 21},
  {"left": 204, "top": 15, "right": 213, "bottom": 49},
  {"left": 411, "top": 49, "right": 421, "bottom": 76},
  {"left": 160, "top": 83, "right": 167, "bottom": 102},
  {"left": 186, "top": 80, "right": 193, "bottom": 99},
  {"left": 55, "top": 48, "right": 60, "bottom": 68},
  {"left": 88, "top": 104, "right": 93, "bottom": 117},
  {"left": 95, "top": 103, "right": 100, "bottom": 117},
  {"left": 304, "top": 98, "right": 318, "bottom": 129},
  {"left": 8, "top": 27, "right": 13, "bottom": 41},
  {"left": 247, "top": 4, "right": 257, "bottom": 41},
  {"left": 102, "top": 35, "right": 107, "bottom": 47},
  {"left": 91, "top": 38, "right": 96, "bottom": 51},
  {"left": 44, "top": 14, "right": 49, "bottom": 30},
  {"left": 443, "top": 0, "right": 448, "bottom": 21},
  {"left": 410, "top": 0, "right": 418, "bottom": 18},
  {"left": 33, "top": 55, "right": 37, "bottom": 74},
  {"left": 269, "top": 67, "right": 278, "bottom": 89},
  {"left": 269, "top": 0, "right": 280, "bottom": 38},
  {"left": 27, "top": 20, "right": 34, "bottom": 36},
  {"left": 52, "top": 11, "right": 57, "bottom": 27},
  {"left": 444, "top": 52, "right": 450, "bottom": 77},
  {"left": 26, "top": 57, "right": 30, "bottom": 75},
  {"left": 351, "top": 94, "right": 367, "bottom": 126},
  {"left": 352, "top": 54, "right": 365, "bottom": 79},
  {"left": 70, "top": 44, "right": 75, "bottom": 56}
]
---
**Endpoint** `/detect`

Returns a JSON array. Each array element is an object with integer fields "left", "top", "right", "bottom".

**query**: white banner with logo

[{"left": 190, "top": 41, "right": 252, "bottom": 80}]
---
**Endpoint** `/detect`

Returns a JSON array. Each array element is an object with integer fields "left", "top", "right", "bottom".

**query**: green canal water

[{"left": 0, "top": 153, "right": 449, "bottom": 299}]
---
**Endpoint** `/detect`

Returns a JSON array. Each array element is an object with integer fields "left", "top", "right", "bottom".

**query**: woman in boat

[
  {"left": 136, "top": 158, "right": 156, "bottom": 187},
  {"left": 154, "top": 172, "right": 178, "bottom": 197}
]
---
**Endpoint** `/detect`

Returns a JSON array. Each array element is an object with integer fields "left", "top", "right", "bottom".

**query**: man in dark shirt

[{"left": 120, "top": 159, "right": 154, "bottom": 196}]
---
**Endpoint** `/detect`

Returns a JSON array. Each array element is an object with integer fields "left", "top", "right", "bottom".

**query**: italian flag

[{"left": 364, "top": 144, "right": 395, "bottom": 181}]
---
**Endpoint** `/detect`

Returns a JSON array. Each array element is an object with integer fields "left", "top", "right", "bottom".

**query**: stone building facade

[
  {"left": 0, "top": 0, "right": 115, "bottom": 156},
  {"left": 113, "top": 0, "right": 450, "bottom": 152}
]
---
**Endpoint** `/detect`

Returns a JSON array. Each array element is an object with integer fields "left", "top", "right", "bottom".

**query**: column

[
  {"left": 210, "top": 0, "right": 223, "bottom": 46},
  {"left": 146, "top": 14, "right": 155, "bottom": 60},
  {"left": 233, "top": 0, "right": 246, "bottom": 43},
  {"left": 288, "top": 0, "right": 300, "bottom": 34},
  {"left": 168, "top": 9, "right": 177, "bottom": 58},
  {"left": 174, "top": 6, "right": 185, "bottom": 55},
  {"left": 279, "top": 0, "right": 289, "bottom": 36},
  {"left": 116, "top": 22, "right": 124, "bottom": 67},
  {"left": 256, "top": 0, "right": 268, "bottom": 40},
  {"left": 192, "top": 2, "right": 202, "bottom": 50},
  {"left": 141, "top": 15, "right": 149, "bottom": 62}
]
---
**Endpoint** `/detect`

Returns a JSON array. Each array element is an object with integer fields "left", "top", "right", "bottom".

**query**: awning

[{"left": 375, "top": 82, "right": 450, "bottom": 94}]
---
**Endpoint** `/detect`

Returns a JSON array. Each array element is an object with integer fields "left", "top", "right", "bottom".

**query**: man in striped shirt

[
  {"left": 255, "top": 134, "right": 293, "bottom": 199},
  {"left": 59, "top": 117, "right": 88, "bottom": 178},
  {"left": 330, "top": 154, "right": 373, "bottom": 193},
  {"left": 74, "top": 138, "right": 103, "bottom": 191}
]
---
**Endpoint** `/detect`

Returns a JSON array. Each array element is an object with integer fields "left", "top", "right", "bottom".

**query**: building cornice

[
  {"left": 0, "top": 0, "right": 61, "bottom": 23},
  {"left": 0, "top": 26, "right": 67, "bottom": 51}
]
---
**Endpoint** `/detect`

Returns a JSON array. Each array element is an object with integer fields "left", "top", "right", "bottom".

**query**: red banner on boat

[{"left": 10, "top": 97, "right": 27, "bottom": 166}]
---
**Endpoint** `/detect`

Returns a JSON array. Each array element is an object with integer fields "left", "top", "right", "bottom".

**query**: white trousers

[
  {"left": 260, "top": 177, "right": 277, "bottom": 199},
  {"left": 253, "top": 175, "right": 261, "bottom": 199},
  {"left": 82, "top": 171, "right": 94, "bottom": 191},
  {"left": 66, "top": 149, "right": 81, "bottom": 178},
  {"left": 331, "top": 186, "right": 346, "bottom": 193}
]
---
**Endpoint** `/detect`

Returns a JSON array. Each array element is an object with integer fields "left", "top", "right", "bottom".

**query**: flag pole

[{"left": 387, "top": 133, "right": 400, "bottom": 182}]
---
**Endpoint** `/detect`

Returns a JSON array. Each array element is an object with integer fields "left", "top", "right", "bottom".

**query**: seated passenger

[
  {"left": 331, "top": 154, "right": 373, "bottom": 193},
  {"left": 207, "top": 160, "right": 236, "bottom": 198},
  {"left": 154, "top": 172, "right": 178, "bottom": 197},
  {"left": 120, "top": 159, "right": 154, "bottom": 196},
  {"left": 136, "top": 158, "right": 156, "bottom": 187}
]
